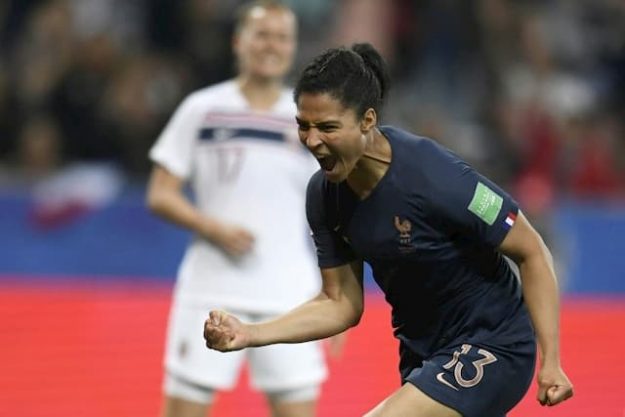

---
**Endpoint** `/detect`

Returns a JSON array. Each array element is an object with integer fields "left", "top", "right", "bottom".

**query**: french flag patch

[{"left": 504, "top": 212, "right": 517, "bottom": 228}]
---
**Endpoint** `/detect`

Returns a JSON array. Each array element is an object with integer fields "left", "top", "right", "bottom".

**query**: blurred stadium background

[{"left": 1, "top": 0, "right": 624, "bottom": 416}]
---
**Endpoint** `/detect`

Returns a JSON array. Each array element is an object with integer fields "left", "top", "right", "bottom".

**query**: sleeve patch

[{"left": 467, "top": 182, "right": 503, "bottom": 225}]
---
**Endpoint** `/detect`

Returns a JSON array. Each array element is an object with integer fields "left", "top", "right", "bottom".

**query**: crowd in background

[{"left": 0, "top": 0, "right": 624, "bottom": 223}]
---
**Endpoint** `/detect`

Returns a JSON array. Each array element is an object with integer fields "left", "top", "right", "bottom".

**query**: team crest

[{"left": 394, "top": 216, "right": 415, "bottom": 253}]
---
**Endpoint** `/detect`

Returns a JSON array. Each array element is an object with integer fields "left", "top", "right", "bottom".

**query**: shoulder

[
  {"left": 381, "top": 125, "right": 466, "bottom": 176},
  {"left": 381, "top": 125, "right": 453, "bottom": 158},
  {"left": 280, "top": 85, "right": 295, "bottom": 102},
  {"left": 306, "top": 170, "right": 326, "bottom": 199},
  {"left": 183, "top": 80, "right": 237, "bottom": 107},
  {"left": 305, "top": 170, "right": 328, "bottom": 224},
  {"left": 307, "top": 170, "right": 342, "bottom": 211},
  {"left": 271, "top": 86, "right": 297, "bottom": 118}
]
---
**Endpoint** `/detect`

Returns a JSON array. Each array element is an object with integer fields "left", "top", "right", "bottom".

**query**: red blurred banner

[{"left": 0, "top": 281, "right": 623, "bottom": 416}]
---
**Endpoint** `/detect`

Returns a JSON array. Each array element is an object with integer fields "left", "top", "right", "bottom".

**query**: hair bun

[{"left": 351, "top": 43, "right": 389, "bottom": 100}]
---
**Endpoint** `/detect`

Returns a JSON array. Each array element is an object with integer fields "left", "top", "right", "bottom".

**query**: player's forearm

[
  {"left": 147, "top": 188, "right": 220, "bottom": 238},
  {"left": 518, "top": 244, "right": 562, "bottom": 364},
  {"left": 247, "top": 292, "right": 362, "bottom": 347}
]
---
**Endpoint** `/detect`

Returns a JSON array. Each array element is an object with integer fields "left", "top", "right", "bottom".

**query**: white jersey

[{"left": 150, "top": 80, "right": 320, "bottom": 313}]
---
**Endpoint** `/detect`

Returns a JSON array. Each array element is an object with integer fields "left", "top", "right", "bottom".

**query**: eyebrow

[{"left": 295, "top": 117, "right": 341, "bottom": 127}]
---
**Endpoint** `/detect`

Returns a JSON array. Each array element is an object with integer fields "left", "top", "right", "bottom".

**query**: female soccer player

[
  {"left": 204, "top": 42, "right": 574, "bottom": 417},
  {"left": 148, "top": 2, "right": 345, "bottom": 417}
]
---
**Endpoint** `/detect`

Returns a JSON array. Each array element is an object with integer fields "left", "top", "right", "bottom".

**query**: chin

[{"left": 255, "top": 66, "right": 288, "bottom": 79}]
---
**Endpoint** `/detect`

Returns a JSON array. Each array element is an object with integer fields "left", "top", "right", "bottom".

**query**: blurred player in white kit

[{"left": 146, "top": 2, "right": 342, "bottom": 416}]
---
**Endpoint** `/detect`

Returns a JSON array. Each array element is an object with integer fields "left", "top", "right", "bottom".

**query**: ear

[{"left": 360, "top": 108, "right": 377, "bottom": 133}]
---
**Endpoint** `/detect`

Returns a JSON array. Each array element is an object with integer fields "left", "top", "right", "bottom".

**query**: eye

[
  {"left": 256, "top": 30, "right": 270, "bottom": 40},
  {"left": 276, "top": 33, "right": 290, "bottom": 42},
  {"left": 297, "top": 124, "right": 309, "bottom": 132}
]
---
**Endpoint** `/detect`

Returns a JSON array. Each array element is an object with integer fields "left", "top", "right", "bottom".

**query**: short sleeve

[
  {"left": 149, "top": 92, "right": 203, "bottom": 179},
  {"left": 421, "top": 142, "right": 519, "bottom": 247},
  {"left": 306, "top": 172, "right": 357, "bottom": 268}
]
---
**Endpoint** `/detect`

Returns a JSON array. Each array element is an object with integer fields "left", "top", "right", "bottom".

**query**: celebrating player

[{"left": 204, "top": 42, "right": 574, "bottom": 417}]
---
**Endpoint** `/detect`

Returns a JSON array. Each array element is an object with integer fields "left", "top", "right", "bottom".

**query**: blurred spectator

[
  {"left": 561, "top": 113, "right": 625, "bottom": 198},
  {"left": 175, "top": 0, "right": 237, "bottom": 87},
  {"left": 67, "top": 0, "right": 147, "bottom": 48},
  {"left": 50, "top": 34, "right": 121, "bottom": 164},
  {"left": 0, "top": 0, "right": 40, "bottom": 48},
  {"left": 11, "top": 0, "right": 75, "bottom": 111},
  {"left": 100, "top": 53, "right": 192, "bottom": 174},
  {"left": 332, "top": 0, "right": 394, "bottom": 59},
  {"left": 0, "top": 62, "right": 16, "bottom": 160},
  {"left": 16, "top": 114, "right": 63, "bottom": 182}
]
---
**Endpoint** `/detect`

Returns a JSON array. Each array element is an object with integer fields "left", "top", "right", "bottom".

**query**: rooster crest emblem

[{"left": 394, "top": 216, "right": 412, "bottom": 244}]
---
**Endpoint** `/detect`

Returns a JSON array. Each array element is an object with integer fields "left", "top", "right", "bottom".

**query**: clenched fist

[
  {"left": 203, "top": 310, "right": 250, "bottom": 352},
  {"left": 536, "top": 364, "right": 574, "bottom": 407}
]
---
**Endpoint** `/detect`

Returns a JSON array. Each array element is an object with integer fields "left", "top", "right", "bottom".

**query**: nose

[{"left": 302, "top": 129, "right": 323, "bottom": 149}]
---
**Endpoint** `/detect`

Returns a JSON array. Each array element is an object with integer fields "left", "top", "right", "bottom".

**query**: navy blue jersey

[{"left": 306, "top": 125, "right": 535, "bottom": 361}]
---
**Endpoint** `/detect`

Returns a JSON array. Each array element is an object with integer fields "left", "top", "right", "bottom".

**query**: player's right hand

[
  {"left": 208, "top": 224, "right": 255, "bottom": 257},
  {"left": 204, "top": 310, "right": 249, "bottom": 352}
]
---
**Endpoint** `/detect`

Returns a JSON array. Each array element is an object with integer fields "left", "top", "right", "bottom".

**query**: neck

[
  {"left": 347, "top": 128, "right": 392, "bottom": 200},
  {"left": 236, "top": 75, "right": 283, "bottom": 110}
]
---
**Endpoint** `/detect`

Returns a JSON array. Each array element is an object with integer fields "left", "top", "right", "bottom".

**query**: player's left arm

[{"left": 499, "top": 211, "right": 574, "bottom": 407}]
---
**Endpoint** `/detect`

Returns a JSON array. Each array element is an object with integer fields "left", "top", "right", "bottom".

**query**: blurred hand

[
  {"left": 204, "top": 310, "right": 250, "bottom": 352},
  {"left": 206, "top": 223, "right": 255, "bottom": 257},
  {"left": 536, "top": 363, "right": 574, "bottom": 406}
]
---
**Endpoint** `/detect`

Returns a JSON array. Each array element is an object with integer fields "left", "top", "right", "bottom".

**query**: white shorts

[{"left": 163, "top": 301, "right": 327, "bottom": 392}]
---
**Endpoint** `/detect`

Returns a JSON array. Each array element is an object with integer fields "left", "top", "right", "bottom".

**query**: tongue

[{"left": 319, "top": 156, "right": 337, "bottom": 171}]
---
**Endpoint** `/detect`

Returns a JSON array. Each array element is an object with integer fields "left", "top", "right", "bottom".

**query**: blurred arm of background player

[
  {"left": 146, "top": 164, "right": 255, "bottom": 257},
  {"left": 148, "top": 164, "right": 350, "bottom": 354},
  {"left": 326, "top": 330, "right": 348, "bottom": 359},
  {"left": 147, "top": 161, "right": 350, "bottom": 358}
]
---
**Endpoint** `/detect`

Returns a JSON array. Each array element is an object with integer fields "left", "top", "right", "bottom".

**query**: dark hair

[
  {"left": 234, "top": 0, "right": 293, "bottom": 34},
  {"left": 294, "top": 42, "right": 390, "bottom": 119}
]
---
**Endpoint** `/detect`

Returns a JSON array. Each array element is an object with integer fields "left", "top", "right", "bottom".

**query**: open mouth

[{"left": 317, "top": 155, "right": 337, "bottom": 172}]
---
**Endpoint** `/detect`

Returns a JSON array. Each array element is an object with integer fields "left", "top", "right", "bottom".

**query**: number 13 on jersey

[{"left": 436, "top": 344, "right": 498, "bottom": 391}]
